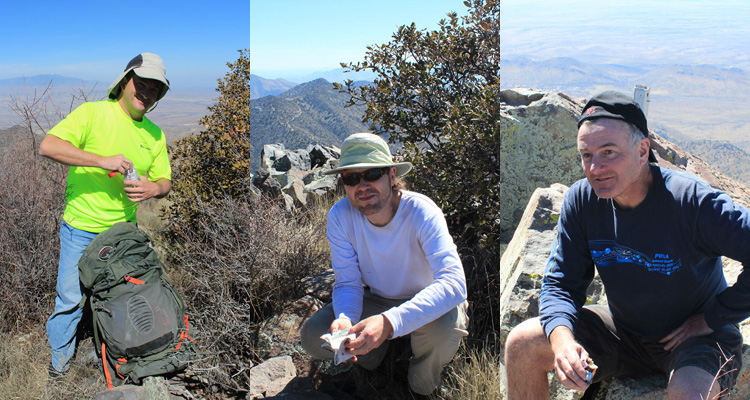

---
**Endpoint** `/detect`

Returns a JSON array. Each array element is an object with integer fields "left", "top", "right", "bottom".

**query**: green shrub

[
  {"left": 167, "top": 49, "right": 254, "bottom": 234},
  {"left": 337, "top": 0, "right": 502, "bottom": 249}
]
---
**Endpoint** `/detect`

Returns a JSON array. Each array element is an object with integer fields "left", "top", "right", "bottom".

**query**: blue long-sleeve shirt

[{"left": 540, "top": 165, "right": 750, "bottom": 341}]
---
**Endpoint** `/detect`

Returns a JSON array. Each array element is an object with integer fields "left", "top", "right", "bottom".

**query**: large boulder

[
  {"left": 261, "top": 144, "right": 287, "bottom": 170},
  {"left": 308, "top": 144, "right": 340, "bottom": 169},
  {"left": 497, "top": 89, "right": 584, "bottom": 236},
  {"left": 248, "top": 356, "right": 297, "bottom": 398},
  {"left": 273, "top": 149, "right": 312, "bottom": 172}
]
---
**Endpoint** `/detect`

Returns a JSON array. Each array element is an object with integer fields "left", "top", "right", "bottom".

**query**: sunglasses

[{"left": 341, "top": 167, "right": 390, "bottom": 186}]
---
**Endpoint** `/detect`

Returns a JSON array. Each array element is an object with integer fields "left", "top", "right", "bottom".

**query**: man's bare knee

[
  {"left": 667, "top": 366, "right": 721, "bottom": 400},
  {"left": 504, "top": 318, "right": 554, "bottom": 370}
]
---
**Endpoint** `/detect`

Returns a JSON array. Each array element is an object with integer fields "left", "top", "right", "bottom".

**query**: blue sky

[
  {"left": 5, "top": 1, "right": 747, "bottom": 88},
  {"left": 252, "top": 0, "right": 750, "bottom": 82},
  {"left": 250, "top": 0, "right": 466, "bottom": 81},
  {"left": 1, "top": 1, "right": 250, "bottom": 88}
]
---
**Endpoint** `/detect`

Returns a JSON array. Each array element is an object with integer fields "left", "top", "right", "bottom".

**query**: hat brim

[
  {"left": 323, "top": 162, "right": 413, "bottom": 177},
  {"left": 106, "top": 68, "right": 170, "bottom": 101}
]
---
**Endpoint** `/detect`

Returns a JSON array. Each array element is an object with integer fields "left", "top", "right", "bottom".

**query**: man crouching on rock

[
  {"left": 504, "top": 91, "right": 747, "bottom": 399},
  {"left": 301, "top": 132, "right": 469, "bottom": 396}
]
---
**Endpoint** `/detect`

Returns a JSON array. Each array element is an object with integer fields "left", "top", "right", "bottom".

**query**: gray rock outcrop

[
  {"left": 496, "top": 89, "right": 583, "bottom": 236},
  {"left": 253, "top": 143, "right": 342, "bottom": 211}
]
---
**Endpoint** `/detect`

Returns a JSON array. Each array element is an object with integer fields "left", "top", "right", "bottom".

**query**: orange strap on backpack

[
  {"left": 175, "top": 315, "right": 195, "bottom": 351},
  {"left": 102, "top": 343, "right": 114, "bottom": 389},
  {"left": 125, "top": 275, "right": 145, "bottom": 284},
  {"left": 102, "top": 342, "right": 129, "bottom": 390}
]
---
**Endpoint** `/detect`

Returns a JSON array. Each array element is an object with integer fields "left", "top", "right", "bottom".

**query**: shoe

[{"left": 47, "top": 363, "right": 67, "bottom": 379}]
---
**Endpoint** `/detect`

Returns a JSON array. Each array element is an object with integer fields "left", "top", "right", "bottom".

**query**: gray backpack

[{"left": 78, "top": 222, "right": 195, "bottom": 388}]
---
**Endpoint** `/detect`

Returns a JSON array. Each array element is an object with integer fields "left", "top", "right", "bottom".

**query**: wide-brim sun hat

[
  {"left": 322, "top": 132, "right": 412, "bottom": 177},
  {"left": 107, "top": 53, "right": 170, "bottom": 101}
]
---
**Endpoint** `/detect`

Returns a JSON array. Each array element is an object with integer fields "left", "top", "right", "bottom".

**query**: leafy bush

[
  {"left": 167, "top": 49, "right": 254, "bottom": 233},
  {"left": 337, "top": 0, "right": 502, "bottom": 249}
]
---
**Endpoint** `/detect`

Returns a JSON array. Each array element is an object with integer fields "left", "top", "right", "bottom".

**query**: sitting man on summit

[
  {"left": 505, "top": 91, "right": 747, "bottom": 399},
  {"left": 301, "top": 132, "right": 469, "bottom": 396}
]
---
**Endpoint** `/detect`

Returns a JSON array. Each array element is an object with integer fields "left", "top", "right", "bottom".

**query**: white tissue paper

[{"left": 320, "top": 329, "right": 357, "bottom": 365}]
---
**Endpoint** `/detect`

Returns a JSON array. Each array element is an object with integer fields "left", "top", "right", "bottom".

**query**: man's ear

[{"left": 639, "top": 137, "right": 651, "bottom": 163}]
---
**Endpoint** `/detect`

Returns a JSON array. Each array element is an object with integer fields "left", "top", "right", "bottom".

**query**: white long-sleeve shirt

[{"left": 327, "top": 190, "right": 467, "bottom": 338}]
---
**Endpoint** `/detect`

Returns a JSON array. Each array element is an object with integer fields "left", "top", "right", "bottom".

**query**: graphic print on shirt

[{"left": 589, "top": 240, "right": 681, "bottom": 275}]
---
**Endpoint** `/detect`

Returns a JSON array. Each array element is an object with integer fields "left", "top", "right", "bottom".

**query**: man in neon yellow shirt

[{"left": 39, "top": 53, "right": 172, "bottom": 377}]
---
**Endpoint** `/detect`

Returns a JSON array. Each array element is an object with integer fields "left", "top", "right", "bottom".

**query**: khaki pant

[{"left": 300, "top": 290, "right": 469, "bottom": 395}]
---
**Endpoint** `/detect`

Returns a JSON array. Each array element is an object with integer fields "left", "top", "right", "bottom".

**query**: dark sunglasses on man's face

[{"left": 341, "top": 167, "right": 390, "bottom": 186}]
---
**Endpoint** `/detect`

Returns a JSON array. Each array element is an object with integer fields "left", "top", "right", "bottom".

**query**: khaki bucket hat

[
  {"left": 107, "top": 53, "right": 170, "bottom": 101},
  {"left": 323, "top": 132, "right": 412, "bottom": 176}
]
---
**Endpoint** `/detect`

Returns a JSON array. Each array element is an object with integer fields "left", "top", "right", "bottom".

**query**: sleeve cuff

[
  {"left": 543, "top": 317, "right": 575, "bottom": 341},
  {"left": 382, "top": 309, "right": 403, "bottom": 338}
]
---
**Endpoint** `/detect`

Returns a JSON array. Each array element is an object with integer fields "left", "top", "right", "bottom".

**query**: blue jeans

[{"left": 46, "top": 221, "right": 98, "bottom": 372}]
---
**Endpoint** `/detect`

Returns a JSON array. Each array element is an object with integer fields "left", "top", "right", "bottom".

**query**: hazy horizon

[{"left": 501, "top": 0, "right": 750, "bottom": 70}]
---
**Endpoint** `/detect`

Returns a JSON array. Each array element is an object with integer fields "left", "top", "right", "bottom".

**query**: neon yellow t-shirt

[{"left": 48, "top": 99, "right": 172, "bottom": 233}]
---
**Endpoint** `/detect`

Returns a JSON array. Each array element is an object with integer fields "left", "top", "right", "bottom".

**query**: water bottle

[{"left": 125, "top": 166, "right": 139, "bottom": 182}]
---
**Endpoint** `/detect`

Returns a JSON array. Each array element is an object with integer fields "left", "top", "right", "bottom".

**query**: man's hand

[
  {"left": 549, "top": 326, "right": 591, "bottom": 392},
  {"left": 660, "top": 313, "right": 713, "bottom": 351},
  {"left": 329, "top": 318, "right": 353, "bottom": 334},
  {"left": 346, "top": 314, "right": 393, "bottom": 356},
  {"left": 123, "top": 178, "right": 170, "bottom": 202},
  {"left": 100, "top": 154, "right": 134, "bottom": 175}
]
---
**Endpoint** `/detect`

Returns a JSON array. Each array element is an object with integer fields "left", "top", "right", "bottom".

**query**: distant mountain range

[
  {"left": 0, "top": 74, "right": 101, "bottom": 88},
  {"left": 249, "top": 78, "right": 370, "bottom": 161},
  {"left": 0, "top": 74, "right": 215, "bottom": 142},
  {"left": 685, "top": 140, "right": 750, "bottom": 186},
  {"left": 659, "top": 133, "right": 750, "bottom": 188},
  {"left": 250, "top": 74, "right": 297, "bottom": 99},
  {"left": 501, "top": 57, "right": 750, "bottom": 100}
]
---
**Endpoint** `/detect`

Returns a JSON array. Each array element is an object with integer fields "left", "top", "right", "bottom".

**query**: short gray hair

[{"left": 581, "top": 118, "right": 645, "bottom": 148}]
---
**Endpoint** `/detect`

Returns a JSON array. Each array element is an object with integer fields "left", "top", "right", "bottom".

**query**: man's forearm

[
  {"left": 39, "top": 135, "right": 103, "bottom": 168},
  {"left": 549, "top": 325, "right": 575, "bottom": 350},
  {"left": 154, "top": 179, "right": 171, "bottom": 198}
]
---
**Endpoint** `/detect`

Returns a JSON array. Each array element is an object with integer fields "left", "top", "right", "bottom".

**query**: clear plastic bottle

[{"left": 125, "top": 166, "right": 139, "bottom": 182}]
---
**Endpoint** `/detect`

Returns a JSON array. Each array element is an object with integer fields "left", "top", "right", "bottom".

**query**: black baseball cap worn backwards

[{"left": 578, "top": 90, "right": 657, "bottom": 162}]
